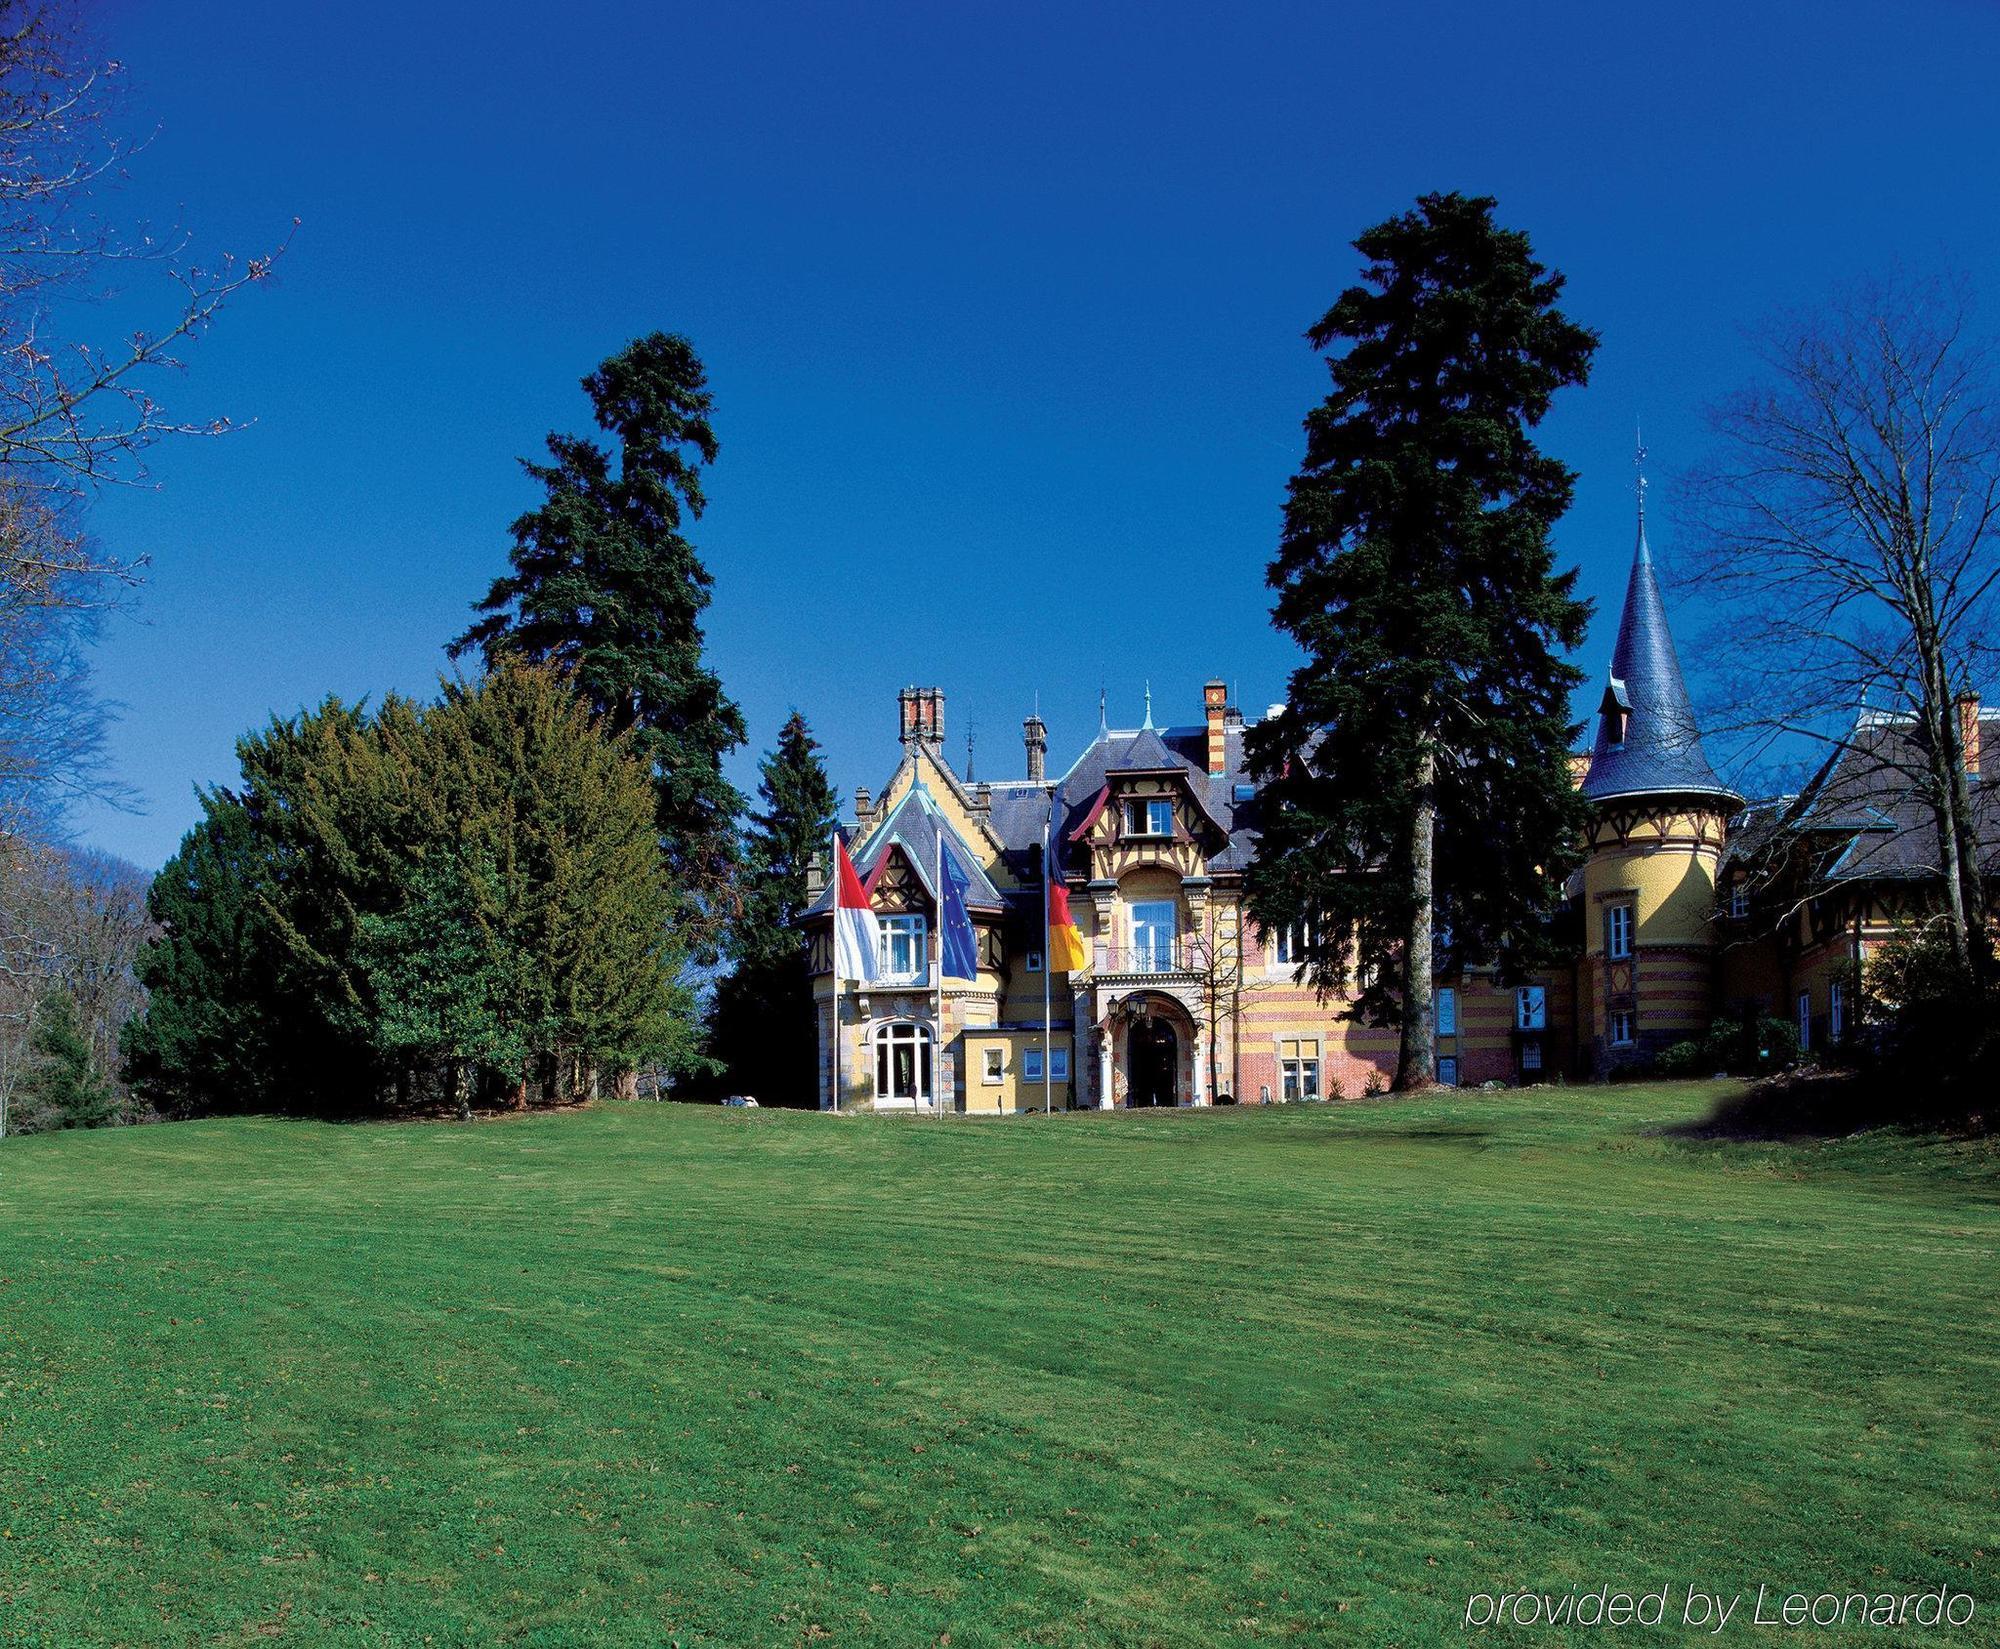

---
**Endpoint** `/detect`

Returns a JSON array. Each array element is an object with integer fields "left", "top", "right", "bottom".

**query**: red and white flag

[{"left": 832, "top": 834, "right": 881, "bottom": 983}]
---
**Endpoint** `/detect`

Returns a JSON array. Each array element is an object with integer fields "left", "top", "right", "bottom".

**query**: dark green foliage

[
  {"left": 20, "top": 989, "right": 116, "bottom": 1129},
  {"left": 1658, "top": 1015, "right": 1802, "bottom": 1078},
  {"left": 452, "top": 333, "right": 747, "bottom": 958},
  {"left": 1247, "top": 192, "right": 1597, "bottom": 1088},
  {"left": 123, "top": 795, "right": 302, "bottom": 1117},
  {"left": 1865, "top": 919, "right": 1999, "bottom": 1099},
  {"left": 124, "top": 666, "right": 694, "bottom": 1118},
  {"left": 705, "top": 712, "right": 838, "bottom": 1105}
]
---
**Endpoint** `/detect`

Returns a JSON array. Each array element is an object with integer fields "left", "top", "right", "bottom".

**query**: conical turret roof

[{"left": 1582, "top": 513, "right": 1738, "bottom": 806}]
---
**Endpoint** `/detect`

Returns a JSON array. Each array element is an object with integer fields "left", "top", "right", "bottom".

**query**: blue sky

[{"left": 73, "top": 0, "right": 2000, "bottom": 868}]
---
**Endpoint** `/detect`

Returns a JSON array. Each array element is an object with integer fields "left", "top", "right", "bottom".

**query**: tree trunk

[
  {"left": 1397, "top": 742, "right": 1437, "bottom": 1090},
  {"left": 1915, "top": 632, "right": 1975, "bottom": 979}
]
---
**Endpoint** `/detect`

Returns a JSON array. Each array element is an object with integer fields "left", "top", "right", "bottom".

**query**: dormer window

[
  {"left": 1600, "top": 679, "right": 1631, "bottom": 748},
  {"left": 1124, "top": 797, "right": 1174, "bottom": 838}
]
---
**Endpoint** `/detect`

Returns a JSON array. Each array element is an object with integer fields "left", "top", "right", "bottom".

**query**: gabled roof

[
  {"left": 1582, "top": 518, "right": 1739, "bottom": 806},
  {"left": 1759, "top": 711, "right": 2000, "bottom": 885},
  {"left": 803, "top": 780, "right": 1005, "bottom": 917}
]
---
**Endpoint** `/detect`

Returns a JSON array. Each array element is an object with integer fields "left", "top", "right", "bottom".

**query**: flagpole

[
  {"left": 1043, "top": 794, "right": 1053, "bottom": 1115},
  {"left": 830, "top": 826, "right": 841, "bottom": 1114},
  {"left": 935, "top": 827, "right": 945, "bottom": 1118}
]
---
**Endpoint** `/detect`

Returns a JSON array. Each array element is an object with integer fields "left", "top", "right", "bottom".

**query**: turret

[{"left": 1578, "top": 446, "right": 1739, "bottom": 1074}]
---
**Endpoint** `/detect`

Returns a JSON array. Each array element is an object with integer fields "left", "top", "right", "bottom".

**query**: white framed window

[
  {"left": 1516, "top": 985, "right": 1546, "bottom": 1031},
  {"left": 1607, "top": 903, "right": 1634, "bottom": 961},
  {"left": 1610, "top": 1008, "right": 1635, "bottom": 1047},
  {"left": 982, "top": 1047, "right": 1004, "bottom": 1084},
  {"left": 1124, "top": 797, "right": 1174, "bottom": 837},
  {"left": 1436, "top": 986, "right": 1457, "bottom": 1036},
  {"left": 1130, "top": 900, "right": 1177, "bottom": 972},
  {"left": 1273, "top": 921, "right": 1314, "bottom": 965},
  {"left": 878, "top": 914, "right": 928, "bottom": 982},
  {"left": 1830, "top": 980, "right": 1846, "bottom": 1041},
  {"left": 1022, "top": 1047, "right": 1042, "bottom": 1082},
  {"left": 1024, "top": 951, "right": 1044, "bottom": 973},
  {"left": 1437, "top": 1056, "right": 1459, "bottom": 1087},
  {"left": 874, "top": 1021, "right": 933, "bottom": 1103},
  {"left": 1797, "top": 989, "right": 1812, "bottom": 1050},
  {"left": 1280, "top": 1038, "right": 1320, "bottom": 1101},
  {"left": 1730, "top": 884, "right": 1751, "bottom": 919}
]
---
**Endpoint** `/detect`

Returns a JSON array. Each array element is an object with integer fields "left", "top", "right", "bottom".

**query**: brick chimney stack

[
  {"left": 1023, "top": 713, "right": 1047, "bottom": 783},
  {"left": 1203, "top": 679, "right": 1229, "bottom": 775},
  {"left": 898, "top": 687, "right": 945, "bottom": 748},
  {"left": 855, "top": 785, "right": 873, "bottom": 829},
  {"left": 1959, "top": 691, "right": 1982, "bottom": 777}
]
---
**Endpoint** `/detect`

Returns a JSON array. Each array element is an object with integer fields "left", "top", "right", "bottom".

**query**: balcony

[{"left": 1094, "top": 941, "right": 1198, "bottom": 979}]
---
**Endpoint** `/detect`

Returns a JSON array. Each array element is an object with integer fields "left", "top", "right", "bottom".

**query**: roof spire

[
  {"left": 1097, "top": 687, "right": 1108, "bottom": 741},
  {"left": 1580, "top": 437, "right": 1738, "bottom": 806},
  {"left": 1634, "top": 421, "right": 1650, "bottom": 548},
  {"left": 1142, "top": 680, "right": 1154, "bottom": 730}
]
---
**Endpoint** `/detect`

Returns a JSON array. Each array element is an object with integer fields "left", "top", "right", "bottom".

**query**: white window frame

[
  {"left": 1797, "top": 989, "right": 1812, "bottom": 1051},
  {"left": 1124, "top": 797, "right": 1174, "bottom": 838},
  {"left": 878, "top": 913, "right": 928, "bottom": 983},
  {"left": 1130, "top": 900, "right": 1177, "bottom": 973},
  {"left": 874, "top": 1020, "right": 933, "bottom": 1104},
  {"left": 1022, "top": 1047, "right": 1043, "bottom": 1082},
  {"left": 1516, "top": 985, "right": 1547, "bottom": 1031},
  {"left": 1730, "top": 884, "right": 1751, "bottom": 920},
  {"left": 982, "top": 1047, "right": 1004, "bottom": 1084},
  {"left": 1830, "top": 979, "right": 1845, "bottom": 1041},
  {"left": 1281, "top": 1056, "right": 1320, "bottom": 1102},
  {"left": 1273, "top": 921, "right": 1314, "bottom": 966},
  {"left": 1607, "top": 903, "right": 1634, "bottom": 961},
  {"left": 1610, "top": 1007, "right": 1635, "bottom": 1048},
  {"left": 1436, "top": 986, "right": 1457, "bottom": 1036}
]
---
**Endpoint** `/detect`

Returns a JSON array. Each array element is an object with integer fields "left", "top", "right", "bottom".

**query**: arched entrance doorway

[{"left": 1126, "top": 1015, "right": 1179, "bottom": 1107}]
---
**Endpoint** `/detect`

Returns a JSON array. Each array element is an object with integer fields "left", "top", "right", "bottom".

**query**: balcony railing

[{"left": 1095, "top": 941, "right": 1194, "bottom": 976}]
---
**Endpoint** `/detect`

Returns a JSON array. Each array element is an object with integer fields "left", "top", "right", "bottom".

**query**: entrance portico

[{"left": 1086, "top": 988, "right": 1204, "bottom": 1108}]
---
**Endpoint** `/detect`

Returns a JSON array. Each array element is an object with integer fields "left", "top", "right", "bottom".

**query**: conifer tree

[
  {"left": 707, "top": 711, "right": 838, "bottom": 1104},
  {"left": 451, "top": 333, "right": 747, "bottom": 956},
  {"left": 24, "top": 989, "right": 116, "bottom": 1129},
  {"left": 1247, "top": 192, "right": 1596, "bottom": 1090}
]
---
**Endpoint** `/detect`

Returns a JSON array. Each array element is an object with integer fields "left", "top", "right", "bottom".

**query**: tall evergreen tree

[
  {"left": 1247, "top": 192, "right": 1597, "bottom": 1090},
  {"left": 23, "top": 989, "right": 116, "bottom": 1129},
  {"left": 706, "top": 712, "right": 838, "bottom": 1104},
  {"left": 451, "top": 333, "right": 747, "bottom": 956}
]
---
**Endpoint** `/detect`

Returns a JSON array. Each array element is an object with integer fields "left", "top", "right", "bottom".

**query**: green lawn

[{"left": 1, "top": 1085, "right": 1995, "bottom": 1647}]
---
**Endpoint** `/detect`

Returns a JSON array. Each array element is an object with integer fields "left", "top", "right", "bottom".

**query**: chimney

[
  {"left": 1959, "top": 691, "right": 1982, "bottom": 777},
  {"left": 855, "top": 785, "right": 873, "bottom": 829},
  {"left": 1203, "top": 679, "right": 1228, "bottom": 775},
  {"left": 1023, "top": 713, "right": 1047, "bottom": 783},
  {"left": 973, "top": 781, "right": 992, "bottom": 820},
  {"left": 898, "top": 686, "right": 945, "bottom": 749}
]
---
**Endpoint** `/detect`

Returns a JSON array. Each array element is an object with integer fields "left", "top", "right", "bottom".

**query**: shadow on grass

[{"left": 1666, "top": 1070, "right": 1993, "bottom": 1142}]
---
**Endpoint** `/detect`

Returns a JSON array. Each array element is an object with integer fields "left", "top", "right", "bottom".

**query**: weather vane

[{"left": 1635, "top": 422, "right": 1649, "bottom": 526}]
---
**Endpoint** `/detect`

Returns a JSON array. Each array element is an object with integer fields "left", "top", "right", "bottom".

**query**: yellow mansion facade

[{"left": 804, "top": 516, "right": 1995, "bottom": 1111}]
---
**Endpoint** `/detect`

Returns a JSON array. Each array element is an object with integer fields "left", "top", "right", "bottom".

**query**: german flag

[{"left": 1045, "top": 798, "right": 1088, "bottom": 973}]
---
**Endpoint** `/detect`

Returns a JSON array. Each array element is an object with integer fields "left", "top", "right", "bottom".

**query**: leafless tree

[
  {"left": 0, "top": 832, "right": 150, "bottom": 1135},
  {"left": 1680, "top": 272, "right": 2000, "bottom": 977},
  {"left": 0, "top": 0, "right": 287, "bottom": 829},
  {"left": 1179, "top": 899, "right": 1276, "bottom": 1104}
]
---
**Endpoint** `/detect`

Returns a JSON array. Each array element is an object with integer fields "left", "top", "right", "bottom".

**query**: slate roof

[
  {"left": 1582, "top": 521, "right": 1739, "bottom": 805},
  {"left": 1737, "top": 711, "right": 2000, "bottom": 886},
  {"left": 802, "top": 780, "right": 1004, "bottom": 916}
]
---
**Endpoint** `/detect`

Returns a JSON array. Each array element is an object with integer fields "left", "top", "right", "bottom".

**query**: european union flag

[{"left": 938, "top": 839, "right": 981, "bottom": 981}]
